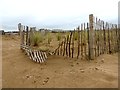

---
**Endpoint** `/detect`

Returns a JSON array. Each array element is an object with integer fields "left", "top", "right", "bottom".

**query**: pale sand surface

[
  {"left": 0, "top": 35, "right": 2, "bottom": 89},
  {"left": 2, "top": 35, "right": 118, "bottom": 88}
]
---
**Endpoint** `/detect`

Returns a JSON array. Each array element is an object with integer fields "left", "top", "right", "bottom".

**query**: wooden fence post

[
  {"left": 69, "top": 31, "right": 72, "bottom": 57},
  {"left": 110, "top": 24, "right": 112, "bottom": 53},
  {"left": 84, "top": 23, "right": 87, "bottom": 58},
  {"left": 18, "top": 23, "right": 21, "bottom": 35},
  {"left": 89, "top": 14, "right": 95, "bottom": 60},
  {"left": 77, "top": 26, "right": 80, "bottom": 59},
  {"left": 94, "top": 18, "right": 97, "bottom": 57},
  {"left": 105, "top": 22, "right": 108, "bottom": 53},
  {"left": 115, "top": 25, "right": 118, "bottom": 52},
  {"left": 72, "top": 30, "right": 75, "bottom": 58},
  {"left": 96, "top": 18, "right": 100, "bottom": 56},
  {"left": 81, "top": 24, "right": 83, "bottom": 59},
  {"left": 87, "top": 23, "right": 90, "bottom": 59},
  {"left": 118, "top": 25, "right": 120, "bottom": 53},
  {"left": 20, "top": 25, "right": 24, "bottom": 49},
  {"left": 99, "top": 19, "right": 102, "bottom": 55},
  {"left": 29, "top": 27, "right": 34, "bottom": 46},
  {"left": 63, "top": 37, "right": 66, "bottom": 56},
  {"left": 26, "top": 26, "right": 29, "bottom": 45},
  {"left": 114, "top": 24, "right": 117, "bottom": 53},
  {"left": 108, "top": 23, "right": 111, "bottom": 54},
  {"left": 23, "top": 26, "right": 25, "bottom": 45},
  {"left": 111, "top": 24, "right": 114, "bottom": 53},
  {"left": 66, "top": 34, "right": 69, "bottom": 57},
  {"left": 60, "top": 42, "right": 62, "bottom": 55},
  {"left": 101, "top": 20, "right": 104, "bottom": 54},
  {"left": 103, "top": 21, "right": 106, "bottom": 54}
]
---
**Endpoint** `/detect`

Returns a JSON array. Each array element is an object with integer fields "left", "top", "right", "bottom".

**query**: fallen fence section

[{"left": 21, "top": 44, "right": 47, "bottom": 63}]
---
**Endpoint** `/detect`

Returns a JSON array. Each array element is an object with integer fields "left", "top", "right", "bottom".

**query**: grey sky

[{"left": 0, "top": 0, "right": 119, "bottom": 31}]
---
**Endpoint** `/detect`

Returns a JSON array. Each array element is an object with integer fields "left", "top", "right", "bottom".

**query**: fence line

[
  {"left": 18, "top": 14, "right": 119, "bottom": 64},
  {"left": 53, "top": 14, "right": 119, "bottom": 60}
]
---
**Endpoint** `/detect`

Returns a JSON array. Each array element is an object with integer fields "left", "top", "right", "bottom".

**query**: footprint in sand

[{"left": 42, "top": 77, "right": 50, "bottom": 85}]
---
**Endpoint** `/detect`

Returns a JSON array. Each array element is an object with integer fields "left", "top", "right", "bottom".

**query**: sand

[
  {"left": 2, "top": 35, "right": 118, "bottom": 88},
  {"left": 0, "top": 35, "right": 2, "bottom": 89}
]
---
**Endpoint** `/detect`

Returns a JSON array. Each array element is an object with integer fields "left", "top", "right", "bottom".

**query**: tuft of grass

[
  {"left": 56, "top": 32, "right": 62, "bottom": 41},
  {"left": 47, "top": 33, "right": 52, "bottom": 44},
  {"left": 31, "top": 31, "right": 43, "bottom": 46}
]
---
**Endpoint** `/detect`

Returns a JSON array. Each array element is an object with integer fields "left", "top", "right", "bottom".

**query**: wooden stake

[
  {"left": 115, "top": 25, "right": 118, "bottom": 52},
  {"left": 81, "top": 24, "right": 83, "bottom": 59},
  {"left": 87, "top": 23, "right": 90, "bottom": 59},
  {"left": 26, "top": 26, "right": 29, "bottom": 45},
  {"left": 103, "top": 21, "right": 106, "bottom": 54},
  {"left": 94, "top": 18, "right": 97, "bottom": 57},
  {"left": 66, "top": 34, "right": 69, "bottom": 57},
  {"left": 89, "top": 14, "right": 94, "bottom": 60},
  {"left": 18, "top": 23, "right": 21, "bottom": 35},
  {"left": 84, "top": 23, "right": 87, "bottom": 58},
  {"left": 108, "top": 23, "right": 111, "bottom": 54},
  {"left": 63, "top": 37, "right": 66, "bottom": 56},
  {"left": 77, "top": 26, "right": 80, "bottom": 59},
  {"left": 20, "top": 25, "right": 24, "bottom": 49},
  {"left": 69, "top": 31, "right": 72, "bottom": 57},
  {"left": 72, "top": 30, "right": 75, "bottom": 58}
]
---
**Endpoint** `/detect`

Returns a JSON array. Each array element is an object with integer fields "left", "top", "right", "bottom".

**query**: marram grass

[{"left": 31, "top": 31, "right": 43, "bottom": 46}]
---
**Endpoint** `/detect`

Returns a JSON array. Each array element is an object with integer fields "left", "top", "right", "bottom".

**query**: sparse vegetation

[
  {"left": 56, "top": 32, "right": 62, "bottom": 41},
  {"left": 47, "top": 33, "right": 52, "bottom": 44},
  {"left": 31, "top": 31, "right": 43, "bottom": 46}
]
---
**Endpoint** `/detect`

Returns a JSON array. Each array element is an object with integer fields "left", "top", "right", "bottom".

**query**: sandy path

[
  {"left": 0, "top": 35, "right": 2, "bottom": 89},
  {"left": 2, "top": 35, "right": 118, "bottom": 88}
]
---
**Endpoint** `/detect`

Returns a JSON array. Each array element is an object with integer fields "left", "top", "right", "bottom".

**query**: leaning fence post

[
  {"left": 89, "top": 14, "right": 95, "bottom": 60},
  {"left": 68, "top": 31, "right": 72, "bottom": 57}
]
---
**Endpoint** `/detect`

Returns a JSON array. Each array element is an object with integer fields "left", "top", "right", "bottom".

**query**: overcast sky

[{"left": 0, "top": 0, "right": 119, "bottom": 31}]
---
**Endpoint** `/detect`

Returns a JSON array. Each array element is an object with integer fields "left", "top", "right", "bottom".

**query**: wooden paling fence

[
  {"left": 21, "top": 44, "right": 47, "bottom": 63},
  {"left": 53, "top": 14, "right": 119, "bottom": 60},
  {"left": 18, "top": 14, "right": 119, "bottom": 63},
  {"left": 53, "top": 26, "right": 89, "bottom": 60},
  {"left": 18, "top": 24, "right": 48, "bottom": 63}
]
